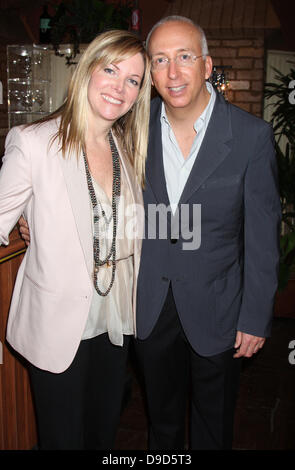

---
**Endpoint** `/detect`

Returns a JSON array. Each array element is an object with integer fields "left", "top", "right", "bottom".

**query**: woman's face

[{"left": 87, "top": 52, "right": 145, "bottom": 126}]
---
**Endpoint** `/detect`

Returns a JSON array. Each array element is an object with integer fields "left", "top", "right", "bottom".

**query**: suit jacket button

[{"left": 170, "top": 238, "right": 178, "bottom": 244}]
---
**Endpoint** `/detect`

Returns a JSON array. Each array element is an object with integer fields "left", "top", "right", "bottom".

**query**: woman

[{"left": 0, "top": 30, "right": 151, "bottom": 449}]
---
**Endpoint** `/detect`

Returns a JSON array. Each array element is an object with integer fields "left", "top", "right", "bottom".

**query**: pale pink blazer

[{"left": 0, "top": 119, "right": 144, "bottom": 373}]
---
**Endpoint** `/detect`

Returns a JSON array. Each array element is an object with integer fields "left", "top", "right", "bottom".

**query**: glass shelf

[
  {"left": 7, "top": 43, "right": 86, "bottom": 129},
  {"left": 7, "top": 44, "right": 52, "bottom": 128}
]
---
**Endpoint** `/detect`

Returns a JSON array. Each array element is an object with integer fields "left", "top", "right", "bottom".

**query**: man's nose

[{"left": 167, "top": 59, "right": 179, "bottom": 79}]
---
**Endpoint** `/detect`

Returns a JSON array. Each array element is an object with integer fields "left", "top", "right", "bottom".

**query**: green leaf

[
  {"left": 278, "top": 262, "right": 290, "bottom": 291},
  {"left": 280, "top": 232, "right": 295, "bottom": 261}
]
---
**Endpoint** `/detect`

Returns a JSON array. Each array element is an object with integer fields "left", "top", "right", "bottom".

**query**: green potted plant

[
  {"left": 264, "top": 67, "right": 295, "bottom": 292},
  {"left": 49, "top": 0, "right": 132, "bottom": 64}
]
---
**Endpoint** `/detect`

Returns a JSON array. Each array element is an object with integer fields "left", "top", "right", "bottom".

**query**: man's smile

[{"left": 168, "top": 85, "right": 186, "bottom": 91}]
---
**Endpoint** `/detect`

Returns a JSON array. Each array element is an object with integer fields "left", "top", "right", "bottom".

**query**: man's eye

[
  {"left": 156, "top": 57, "right": 166, "bottom": 64},
  {"left": 179, "top": 54, "right": 191, "bottom": 62}
]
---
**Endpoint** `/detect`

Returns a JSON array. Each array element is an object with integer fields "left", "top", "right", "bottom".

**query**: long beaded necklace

[{"left": 83, "top": 131, "right": 121, "bottom": 296}]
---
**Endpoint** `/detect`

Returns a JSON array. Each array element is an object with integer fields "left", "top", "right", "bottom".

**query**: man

[{"left": 134, "top": 16, "right": 281, "bottom": 450}]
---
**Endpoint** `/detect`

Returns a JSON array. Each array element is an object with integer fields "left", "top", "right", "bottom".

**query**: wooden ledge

[{"left": 0, "top": 227, "right": 26, "bottom": 263}]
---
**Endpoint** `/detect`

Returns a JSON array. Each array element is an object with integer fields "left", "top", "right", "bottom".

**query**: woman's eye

[
  {"left": 104, "top": 67, "right": 115, "bottom": 75},
  {"left": 128, "top": 78, "right": 139, "bottom": 87}
]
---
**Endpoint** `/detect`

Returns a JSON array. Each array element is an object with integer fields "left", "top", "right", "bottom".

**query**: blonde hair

[{"left": 42, "top": 30, "right": 151, "bottom": 187}]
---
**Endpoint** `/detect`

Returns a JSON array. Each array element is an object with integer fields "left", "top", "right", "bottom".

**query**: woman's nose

[{"left": 112, "top": 77, "right": 125, "bottom": 93}]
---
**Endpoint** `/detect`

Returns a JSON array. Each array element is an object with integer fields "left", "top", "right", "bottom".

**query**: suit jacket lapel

[
  {"left": 179, "top": 92, "right": 233, "bottom": 206},
  {"left": 147, "top": 94, "right": 233, "bottom": 208},
  {"left": 146, "top": 98, "right": 170, "bottom": 207},
  {"left": 59, "top": 150, "right": 93, "bottom": 277}
]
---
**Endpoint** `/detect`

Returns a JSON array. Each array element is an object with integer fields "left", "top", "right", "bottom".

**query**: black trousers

[
  {"left": 28, "top": 333, "right": 130, "bottom": 450},
  {"left": 135, "top": 286, "right": 242, "bottom": 450}
]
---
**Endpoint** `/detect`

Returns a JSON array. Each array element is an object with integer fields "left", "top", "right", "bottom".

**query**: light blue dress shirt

[{"left": 161, "top": 82, "right": 216, "bottom": 213}]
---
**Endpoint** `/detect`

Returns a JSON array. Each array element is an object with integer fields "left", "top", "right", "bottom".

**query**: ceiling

[
  {"left": 1, "top": 0, "right": 295, "bottom": 51},
  {"left": 0, "top": 0, "right": 45, "bottom": 44}
]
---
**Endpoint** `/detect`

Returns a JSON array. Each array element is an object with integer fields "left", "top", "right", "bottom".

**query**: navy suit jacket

[{"left": 136, "top": 91, "right": 281, "bottom": 356}]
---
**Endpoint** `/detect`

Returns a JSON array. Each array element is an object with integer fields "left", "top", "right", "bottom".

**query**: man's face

[{"left": 148, "top": 21, "right": 212, "bottom": 113}]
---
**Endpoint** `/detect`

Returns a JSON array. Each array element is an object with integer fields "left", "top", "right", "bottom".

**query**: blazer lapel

[
  {"left": 111, "top": 132, "right": 142, "bottom": 207},
  {"left": 146, "top": 98, "right": 170, "bottom": 207},
  {"left": 59, "top": 131, "right": 144, "bottom": 283},
  {"left": 112, "top": 131, "right": 144, "bottom": 247},
  {"left": 111, "top": 132, "right": 144, "bottom": 327},
  {"left": 59, "top": 151, "right": 93, "bottom": 277},
  {"left": 179, "top": 92, "right": 233, "bottom": 206}
]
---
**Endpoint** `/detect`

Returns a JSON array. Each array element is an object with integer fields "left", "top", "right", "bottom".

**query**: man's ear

[{"left": 205, "top": 55, "right": 213, "bottom": 80}]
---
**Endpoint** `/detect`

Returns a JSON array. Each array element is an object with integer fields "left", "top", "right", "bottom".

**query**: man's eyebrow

[{"left": 152, "top": 48, "right": 192, "bottom": 56}]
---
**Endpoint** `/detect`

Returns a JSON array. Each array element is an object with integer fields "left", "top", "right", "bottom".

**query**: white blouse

[{"left": 82, "top": 164, "right": 135, "bottom": 346}]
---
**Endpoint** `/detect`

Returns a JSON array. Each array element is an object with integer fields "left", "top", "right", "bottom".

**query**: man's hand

[
  {"left": 18, "top": 216, "right": 30, "bottom": 246},
  {"left": 234, "top": 331, "right": 265, "bottom": 358}
]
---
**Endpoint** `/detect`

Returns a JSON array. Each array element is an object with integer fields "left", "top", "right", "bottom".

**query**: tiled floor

[{"left": 114, "top": 317, "right": 295, "bottom": 450}]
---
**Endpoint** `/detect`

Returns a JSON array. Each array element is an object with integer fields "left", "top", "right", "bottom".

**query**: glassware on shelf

[
  {"left": 20, "top": 89, "right": 33, "bottom": 112},
  {"left": 7, "top": 44, "right": 52, "bottom": 128},
  {"left": 7, "top": 46, "right": 33, "bottom": 81},
  {"left": 34, "top": 87, "right": 44, "bottom": 112},
  {"left": 33, "top": 45, "right": 50, "bottom": 82},
  {"left": 33, "top": 82, "right": 49, "bottom": 113},
  {"left": 8, "top": 88, "right": 21, "bottom": 110},
  {"left": 8, "top": 82, "right": 33, "bottom": 112}
]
